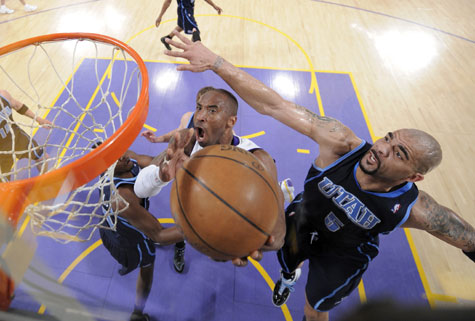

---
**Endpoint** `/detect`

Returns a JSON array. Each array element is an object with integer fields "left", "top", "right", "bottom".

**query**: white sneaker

[
  {"left": 280, "top": 178, "right": 295, "bottom": 203},
  {"left": 0, "top": 5, "right": 14, "bottom": 14},
  {"left": 272, "top": 268, "right": 302, "bottom": 306},
  {"left": 24, "top": 4, "right": 37, "bottom": 12}
]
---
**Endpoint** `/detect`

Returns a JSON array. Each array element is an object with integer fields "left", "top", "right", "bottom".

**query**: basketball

[{"left": 170, "top": 144, "right": 280, "bottom": 261}]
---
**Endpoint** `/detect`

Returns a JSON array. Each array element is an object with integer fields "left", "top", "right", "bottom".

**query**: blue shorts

[
  {"left": 100, "top": 228, "right": 156, "bottom": 275},
  {"left": 277, "top": 193, "right": 379, "bottom": 311},
  {"left": 177, "top": 6, "right": 199, "bottom": 34}
]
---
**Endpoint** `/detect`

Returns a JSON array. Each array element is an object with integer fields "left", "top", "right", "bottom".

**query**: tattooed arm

[
  {"left": 163, "top": 32, "right": 361, "bottom": 156},
  {"left": 402, "top": 190, "right": 475, "bottom": 253}
]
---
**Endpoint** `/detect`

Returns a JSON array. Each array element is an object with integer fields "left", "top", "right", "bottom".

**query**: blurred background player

[
  {"left": 0, "top": 0, "right": 36, "bottom": 13},
  {"left": 0, "top": 89, "right": 51, "bottom": 179},
  {"left": 155, "top": 0, "right": 222, "bottom": 49}
]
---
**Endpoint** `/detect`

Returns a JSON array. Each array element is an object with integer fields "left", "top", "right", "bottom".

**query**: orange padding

[{"left": 0, "top": 270, "right": 14, "bottom": 311}]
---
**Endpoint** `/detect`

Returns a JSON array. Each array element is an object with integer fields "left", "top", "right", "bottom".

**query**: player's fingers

[
  {"left": 172, "top": 29, "right": 193, "bottom": 44},
  {"left": 184, "top": 128, "right": 195, "bottom": 145},
  {"left": 232, "top": 257, "right": 248, "bottom": 267},
  {"left": 166, "top": 38, "right": 188, "bottom": 51},
  {"left": 250, "top": 250, "right": 263, "bottom": 262},
  {"left": 164, "top": 49, "right": 186, "bottom": 59},
  {"left": 265, "top": 235, "right": 275, "bottom": 246}
]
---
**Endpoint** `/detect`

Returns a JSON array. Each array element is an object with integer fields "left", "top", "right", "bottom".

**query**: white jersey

[{"left": 190, "top": 135, "right": 261, "bottom": 155}]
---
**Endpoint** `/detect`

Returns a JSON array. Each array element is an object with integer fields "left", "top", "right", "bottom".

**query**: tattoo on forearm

[
  {"left": 212, "top": 56, "right": 224, "bottom": 71},
  {"left": 293, "top": 103, "right": 341, "bottom": 132},
  {"left": 420, "top": 193, "right": 475, "bottom": 250}
]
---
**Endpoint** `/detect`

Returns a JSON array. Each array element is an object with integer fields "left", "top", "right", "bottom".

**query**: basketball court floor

[{"left": 1, "top": 1, "right": 475, "bottom": 320}]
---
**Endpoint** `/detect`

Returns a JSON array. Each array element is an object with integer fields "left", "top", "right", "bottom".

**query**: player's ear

[
  {"left": 407, "top": 173, "right": 424, "bottom": 183},
  {"left": 227, "top": 115, "right": 237, "bottom": 128}
]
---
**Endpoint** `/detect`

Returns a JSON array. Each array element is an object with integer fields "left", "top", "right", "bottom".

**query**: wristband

[
  {"left": 17, "top": 104, "right": 29, "bottom": 115},
  {"left": 134, "top": 164, "right": 170, "bottom": 198},
  {"left": 463, "top": 250, "right": 475, "bottom": 263}
]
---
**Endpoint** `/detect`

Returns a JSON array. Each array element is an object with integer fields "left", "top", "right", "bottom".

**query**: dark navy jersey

[
  {"left": 299, "top": 141, "right": 419, "bottom": 246},
  {"left": 101, "top": 159, "right": 151, "bottom": 243},
  {"left": 178, "top": 0, "right": 195, "bottom": 9}
]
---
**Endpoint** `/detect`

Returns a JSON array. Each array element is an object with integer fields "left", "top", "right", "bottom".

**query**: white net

[{"left": 0, "top": 35, "right": 146, "bottom": 242}]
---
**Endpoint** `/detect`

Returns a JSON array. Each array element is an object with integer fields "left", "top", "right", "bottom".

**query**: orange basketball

[{"left": 170, "top": 144, "right": 280, "bottom": 261}]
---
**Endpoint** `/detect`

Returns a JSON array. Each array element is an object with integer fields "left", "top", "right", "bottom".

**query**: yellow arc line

[
  {"left": 249, "top": 258, "right": 293, "bottom": 320},
  {"left": 242, "top": 131, "right": 265, "bottom": 139}
]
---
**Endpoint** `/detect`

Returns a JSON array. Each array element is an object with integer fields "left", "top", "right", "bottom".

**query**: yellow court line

[
  {"left": 56, "top": 63, "right": 115, "bottom": 164},
  {"left": 403, "top": 229, "right": 437, "bottom": 307},
  {"left": 241, "top": 131, "right": 265, "bottom": 139},
  {"left": 249, "top": 258, "right": 293, "bottom": 321},
  {"left": 357, "top": 279, "right": 367, "bottom": 304},
  {"left": 128, "top": 14, "right": 324, "bottom": 116},
  {"left": 431, "top": 293, "right": 458, "bottom": 303},
  {"left": 143, "top": 124, "right": 157, "bottom": 132},
  {"left": 350, "top": 71, "right": 458, "bottom": 306},
  {"left": 37, "top": 218, "right": 174, "bottom": 314},
  {"left": 348, "top": 73, "right": 377, "bottom": 142},
  {"left": 110, "top": 92, "right": 120, "bottom": 108}
]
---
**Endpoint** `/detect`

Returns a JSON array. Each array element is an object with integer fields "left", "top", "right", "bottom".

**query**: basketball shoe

[
  {"left": 160, "top": 36, "right": 172, "bottom": 50},
  {"left": 24, "top": 4, "right": 37, "bottom": 12},
  {"left": 173, "top": 242, "right": 185, "bottom": 273},
  {"left": 129, "top": 311, "right": 150, "bottom": 321},
  {"left": 272, "top": 268, "right": 301, "bottom": 307},
  {"left": 0, "top": 5, "right": 14, "bottom": 14},
  {"left": 280, "top": 178, "right": 295, "bottom": 203}
]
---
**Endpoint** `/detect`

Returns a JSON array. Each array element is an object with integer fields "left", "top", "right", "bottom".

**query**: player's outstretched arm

[
  {"left": 117, "top": 185, "right": 184, "bottom": 244},
  {"left": 163, "top": 31, "right": 360, "bottom": 156},
  {"left": 402, "top": 190, "right": 475, "bottom": 262},
  {"left": 0, "top": 89, "right": 52, "bottom": 128}
]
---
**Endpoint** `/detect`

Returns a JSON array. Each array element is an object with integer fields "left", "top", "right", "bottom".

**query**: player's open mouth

[
  {"left": 196, "top": 127, "right": 206, "bottom": 142},
  {"left": 369, "top": 150, "right": 379, "bottom": 166}
]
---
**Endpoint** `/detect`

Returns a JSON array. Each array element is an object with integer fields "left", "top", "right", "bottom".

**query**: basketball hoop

[{"left": 0, "top": 33, "right": 149, "bottom": 311}]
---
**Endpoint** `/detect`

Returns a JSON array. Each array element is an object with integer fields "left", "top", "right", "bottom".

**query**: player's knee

[{"left": 305, "top": 298, "right": 329, "bottom": 321}]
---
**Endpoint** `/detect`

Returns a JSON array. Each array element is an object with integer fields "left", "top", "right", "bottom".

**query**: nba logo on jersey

[{"left": 391, "top": 203, "right": 401, "bottom": 214}]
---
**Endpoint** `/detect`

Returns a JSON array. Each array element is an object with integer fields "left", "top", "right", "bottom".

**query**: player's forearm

[
  {"left": 211, "top": 57, "right": 286, "bottom": 117},
  {"left": 123, "top": 210, "right": 181, "bottom": 244},
  {"left": 152, "top": 226, "right": 184, "bottom": 245},
  {"left": 407, "top": 191, "right": 475, "bottom": 252}
]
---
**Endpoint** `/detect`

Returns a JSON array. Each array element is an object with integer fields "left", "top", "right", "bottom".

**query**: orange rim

[{"left": 0, "top": 33, "right": 149, "bottom": 226}]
